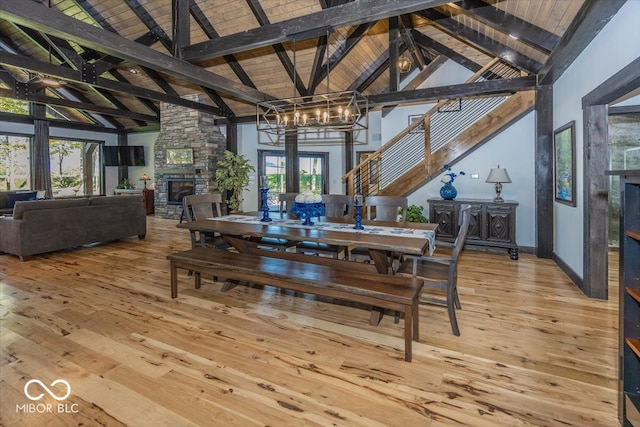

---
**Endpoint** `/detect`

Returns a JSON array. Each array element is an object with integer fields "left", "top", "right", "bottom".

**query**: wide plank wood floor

[{"left": 0, "top": 217, "right": 619, "bottom": 426}]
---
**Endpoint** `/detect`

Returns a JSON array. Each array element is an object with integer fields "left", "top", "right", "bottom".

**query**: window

[
  {"left": 49, "top": 138, "right": 103, "bottom": 197},
  {"left": 0, "top": 133, "right": 31, "bottom": 191},
  {"left": 258, "top": 150, "right": 329, "bottom": 209}
]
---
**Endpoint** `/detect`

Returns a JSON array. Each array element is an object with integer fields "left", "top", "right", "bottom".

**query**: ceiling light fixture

[
  {"left": 398, "top": 54, "right": 412, "bottom": 74},
  {"left": 257, "top": 31, "right": 368, "bottom": 138}
]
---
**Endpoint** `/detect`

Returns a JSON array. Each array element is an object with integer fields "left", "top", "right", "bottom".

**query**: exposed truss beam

[
  {"left": 246, "top": 0, "right": 308, "bottom": 97},
  {"left": 182, "top": 0, "right": 451, "bottom": 61},
  {"left": 0, "top": 0, "right": 273, "bottom": 104},
  {"left": 538, "top": 0, "right": 627, "bottom": 85},
  {"left": 410, "top": 29, "right": 482, "bottom": 72},
  {"left": 310, "top": 22, "right": 376, "bottom": 93},
  {"left": 0, "top": 52, "right": 230, "bottom": 117},
  {"left": 0, "top": 88, "right": 157, "bottom": 122},
  {"left": 452, "top": 0, "right": 560, "bottom": 54},
  {"left": 402, "top": 54, "right": 447, "bottom": 91},
  {"left": 367, "top": 75, "right": 536, "bottom": 106},
  {"left": 349, "top": 51, "right": 389, "bottom": 93},
  {"left": 415, "top": 9, "right": 542, "bottom": 73},
  {"left": 124, "top": 0, "right": 173, "bottom": 53}
]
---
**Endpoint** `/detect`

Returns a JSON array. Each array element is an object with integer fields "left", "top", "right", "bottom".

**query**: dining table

[{"left": 177, "top": 213, "right": 437, "bottom": 275}]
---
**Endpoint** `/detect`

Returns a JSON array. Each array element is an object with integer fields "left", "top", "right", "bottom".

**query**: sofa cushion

[
  {"left": 6, "top": 191, "right": 38, "bottom": 209},
  {"left": 89, "top": 195, "right": 142, "bottom": 206},
  {"left": 13, "top": 198, "right": 91, "bottom": 219}
]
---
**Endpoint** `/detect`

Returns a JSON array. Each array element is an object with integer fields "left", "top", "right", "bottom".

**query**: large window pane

[
  {"left": 0, "top": 134, "right": 31, "bottom": 191},
  {"left": 49, "top": 138, "right": 102, "bottom": 197}
]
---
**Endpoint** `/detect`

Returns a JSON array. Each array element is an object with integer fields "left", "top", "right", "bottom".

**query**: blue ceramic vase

[{"left": 440, "top": 182, "right": 457, "bottom": 200}]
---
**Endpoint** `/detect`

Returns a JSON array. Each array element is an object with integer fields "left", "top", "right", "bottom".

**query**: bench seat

[{"left": 167, "top": 248, "right": 422, "bottom": 361}]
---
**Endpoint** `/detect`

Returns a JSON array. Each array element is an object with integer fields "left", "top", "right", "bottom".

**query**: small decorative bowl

[{"left": 290, "top": 202, "right": 325, "bottom": 226}]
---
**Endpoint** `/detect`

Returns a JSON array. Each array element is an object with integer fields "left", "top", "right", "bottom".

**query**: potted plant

[
  {"left": 405, "top": 204, "right": 428, "bottom": 223},
  {"left": 215, "top": 150, "right": 255, "bottom": 213}
]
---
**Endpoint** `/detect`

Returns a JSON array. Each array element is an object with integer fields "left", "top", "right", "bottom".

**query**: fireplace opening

[{"left": 167, "top": 178, "right": 195, "bottom": 205}]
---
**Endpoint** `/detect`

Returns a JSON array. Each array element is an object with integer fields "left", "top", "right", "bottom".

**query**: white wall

[
  {"left": 123, "top": 131, "right": 158, "bottom": 195},
  {"left": 553, "top": 0, "right": 640, "bottom": 277}
]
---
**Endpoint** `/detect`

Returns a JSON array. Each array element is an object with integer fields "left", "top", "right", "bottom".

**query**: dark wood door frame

[{"left": 581, "top": 56, "right": 640, "bottom": 299}]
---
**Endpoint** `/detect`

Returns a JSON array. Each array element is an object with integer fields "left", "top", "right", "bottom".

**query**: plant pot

[{"left": 440, "top": 182, "right": 457, "bottom": 200}]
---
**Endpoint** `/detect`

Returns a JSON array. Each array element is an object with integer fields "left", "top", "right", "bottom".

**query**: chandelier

[
  {"left": 257, "top": 32, "right": 368, "bottom": 139},
  {"left": 257, "top": 90, "right": 368, "bottom": 136}
]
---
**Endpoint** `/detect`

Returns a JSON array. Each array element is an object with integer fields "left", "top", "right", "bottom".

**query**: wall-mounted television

[{"left": 104, "top": 146, "right": 145, "bottom": 167}]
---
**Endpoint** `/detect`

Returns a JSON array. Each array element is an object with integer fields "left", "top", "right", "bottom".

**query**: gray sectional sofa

[{"left": 0, "top": 196, "right": 147, "bottom": 261}]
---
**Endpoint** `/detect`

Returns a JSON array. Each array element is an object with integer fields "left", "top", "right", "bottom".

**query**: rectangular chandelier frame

[{"left": 257, "top": 90, "right": 369, "bottom": 136}]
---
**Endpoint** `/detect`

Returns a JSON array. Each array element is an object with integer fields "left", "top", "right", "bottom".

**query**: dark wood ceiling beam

[
  {"left": 399, "top": 14, "right": 426, "bottom": 69},
  {"left": 182, "top": 0, "right": 452, "bottom": 61},
  {"left": 349, "top": 52, "right": 389, "bottom": 93},
  {"left": 452, "top": 0, "right": 560, "bottom": 54},
  {"left": 92, "top": 31, "right": 162, "bottom": 75},
  {"left": 108, "top": 68, "right": 161, "bottom": 116},
  {"left": 0, "top": 51, "right": 230, "bottom": 117},
  {"left": 245, "top": 0, "right": 308, "bottom": 97},
  {"left": 1, "top": 0, "right": 273, "bottom": 104},
  {"left": 410, "top": 29, "right": 481, "bottom": 72},
  {"left": 202, "top": 88, "right": 235, "bottom": 119},
  {"left": 309, "top": 22, "right": 375, "bottom": 93},
  {"left": 188, "top": 0, "right": 257, "bottom": 88},
  {"left": 172, "top": 0, "right": 190, "bottom": 59},
  {"left": 368, "top": 75, "right": 536, "bottom": 106},
  {"left": 308, "top": 35, "right": 328, "bottom": 93},
  {"left": 402, "top": 54, "right": 447, "bottom": 91},
  {"left": 124, "top": 0, "right": 173, "bottom": 53},
  {"left": 538, "top": 0, "right": 627, "bottom": 85},
  {"left": 415, "top": 9, "right": 542, "bottom": 73},
  {"left": 0, "top": 111, "right": 123, "bottom": 133},
  {"left": 389, "top": 17, "right": 401, "bottom": 92},
  {"left": 0, "top": 88, "right": 157, "bottom": 122}
]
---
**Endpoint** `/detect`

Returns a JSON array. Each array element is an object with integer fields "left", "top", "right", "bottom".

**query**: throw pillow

[{"left": 6, "top": 191, "right": 38, "bottom": 209}]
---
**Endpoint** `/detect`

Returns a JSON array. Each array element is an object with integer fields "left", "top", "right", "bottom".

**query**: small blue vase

[{"left": 440, "top": 182, "right": 457, "bottom": 200}]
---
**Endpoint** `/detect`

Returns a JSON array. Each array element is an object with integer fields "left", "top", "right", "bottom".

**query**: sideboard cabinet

[
  {"left": 607, "top": 170, "right": 640, "bottom": 426},
  {"left": 427, "top": 198, "right": 519, "bottom": 259}
]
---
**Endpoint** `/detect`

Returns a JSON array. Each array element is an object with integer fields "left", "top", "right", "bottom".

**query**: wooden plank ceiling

[{"left": 0, "top": 0, "right": 620, "bottom": 131}]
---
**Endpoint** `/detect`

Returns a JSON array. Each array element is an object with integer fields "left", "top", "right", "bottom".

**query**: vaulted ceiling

[{"left": 0, "top": 0, "right": 626, "bottom": 131}]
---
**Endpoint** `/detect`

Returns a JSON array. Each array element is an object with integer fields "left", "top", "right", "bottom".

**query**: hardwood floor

[{"left": 0, "top": 217, "right": 619, "bottom": 426}]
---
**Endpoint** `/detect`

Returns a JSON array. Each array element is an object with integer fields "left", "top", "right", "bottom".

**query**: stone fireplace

[{"left": 154, "top": 95, "right": 227, "bottom": 219}]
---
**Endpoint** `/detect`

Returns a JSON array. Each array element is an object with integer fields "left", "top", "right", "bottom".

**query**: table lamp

[
  {"left": 485, "top": 165, "right": 511, "bottom": 203},
  {"left": 140, "top": 174, "right": 150, "bottom": 189}
]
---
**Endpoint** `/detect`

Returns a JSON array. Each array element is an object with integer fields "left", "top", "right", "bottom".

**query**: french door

[{"left": 257, "top": 150, "right": 329, "bottom": 210}]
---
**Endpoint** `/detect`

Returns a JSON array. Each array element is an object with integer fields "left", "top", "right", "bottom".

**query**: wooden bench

[{"left": 167, "top": 248, "right": 422, "bottom": 362}]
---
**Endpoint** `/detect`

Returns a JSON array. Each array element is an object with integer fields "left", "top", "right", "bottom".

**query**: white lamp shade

[{"left": 486, "top": 166, "right": 511, "bottom": 183}]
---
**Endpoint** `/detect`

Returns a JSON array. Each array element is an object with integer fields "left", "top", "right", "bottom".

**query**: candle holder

[
  {"left": 353, "top": 195, "right": 364, "bottom": 230},
  {"left": 260, "top": 187, "right": 272, "bottom": 222}
]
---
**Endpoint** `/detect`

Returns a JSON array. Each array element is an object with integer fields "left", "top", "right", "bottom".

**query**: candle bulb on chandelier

[
  {"left": 316, "top": 109, "right": 321, "bottom": 122},
  {"left": 294, "top": 111, "right": 300, "bottom": 125},
  {"left": 344, "top": 109, "right": 350, "bottom": 121},
  {"left": 283, "top": 115, "right": 288, "bottom": 126},
  {"left": 338, "top": 106, "right": 343, "bottom": 120},
  {"left": 302, "top": 113, "right": 308, "bottom": 125},
  {"left": 323, "top": 111, "right": 329, "bottom": 124}
]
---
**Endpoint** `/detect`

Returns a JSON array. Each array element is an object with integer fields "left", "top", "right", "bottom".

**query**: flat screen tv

[{"left": 103, "top": 146, "right": 145, "bottom": 166}]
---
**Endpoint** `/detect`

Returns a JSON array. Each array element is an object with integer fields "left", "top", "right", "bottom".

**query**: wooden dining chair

[
  {"left": 257, "top": 193, "right": 298, "bottom": 251},
  {"left": 396, "top": 204, "right": 471, "bottom": 336},
  {"left": 351, "top": 196, "right": 408, "bottom": 265},
  {"left": 322, "top": 194, "right": 352, "bottom": 219},
  {"left": 182, "top": 193, "right": 228, "bottom": 250},
  {"left": 366, "top": 195, "right": 408, "bottom": 221},
  {"left": 295, "top": 194, "right": 351, "bottom": 259}
]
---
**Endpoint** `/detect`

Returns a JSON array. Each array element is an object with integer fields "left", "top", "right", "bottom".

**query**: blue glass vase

[{"left": 440, "top": 182, "right": 457, "bottom": 200}]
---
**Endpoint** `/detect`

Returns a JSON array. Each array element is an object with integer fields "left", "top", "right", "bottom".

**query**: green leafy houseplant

[
  {"left": 406, "top": 204, "right": 428, "bottom": 223},
  {"left": 215, "top": 150, "right": 255, "bottom": 212}
]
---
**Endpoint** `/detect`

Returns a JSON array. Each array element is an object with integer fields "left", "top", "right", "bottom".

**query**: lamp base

[{"left": 493, "top": 183, "right": 504, "bottom": 203}]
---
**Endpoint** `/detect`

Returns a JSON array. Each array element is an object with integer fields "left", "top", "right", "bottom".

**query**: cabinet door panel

[
  {"left": 486, "top": 207, "right": 514, "bottom": 243},
  {"left": 431, "top": 203, "right": 456, "bottom": 239},
  {"left": 466, "top": 205, "right": 483, "bottom": 241}
]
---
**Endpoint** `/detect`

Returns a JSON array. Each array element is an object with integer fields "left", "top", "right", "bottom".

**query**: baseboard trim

[{"left": 552, "top": 252, "right": 584, "bottom": 292}]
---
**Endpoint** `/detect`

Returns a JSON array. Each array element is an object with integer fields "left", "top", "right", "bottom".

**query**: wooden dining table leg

[{"left": 367, "top": 249, "right": 393, "bottom": 326}]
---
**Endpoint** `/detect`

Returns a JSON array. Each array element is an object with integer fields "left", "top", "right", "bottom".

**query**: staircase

[{"left": 343, "top": 59, "right": 535, "bottom": 198}]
